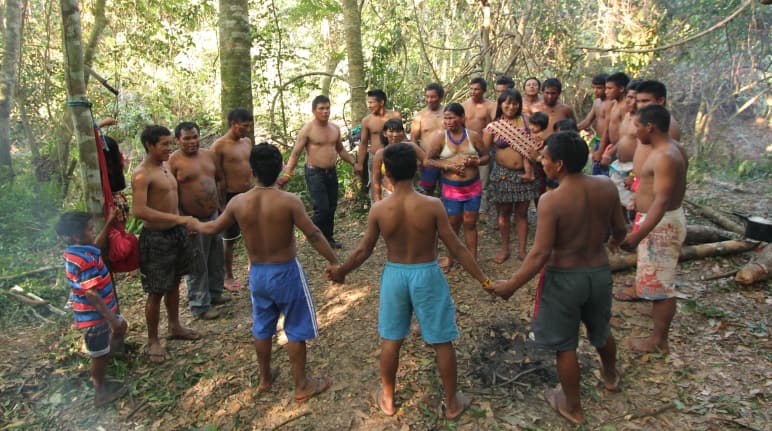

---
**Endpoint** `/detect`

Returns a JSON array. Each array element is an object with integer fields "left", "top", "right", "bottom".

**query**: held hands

[
  {"left": 276, "top": 175, "right": 290, "bottom": 189},
  {"left": 463, "top": 155, "right": 480, "bottom": 168},
  {"left": 490, "top": 280, "right": 517, "bottom": 300},
  {"left": 620, "top": 233, "right": 640, "bottom": 253},
  {"left": 623, "top": 176, "right": 635, "bottom": 190},
  {"left": 326, "top": 263, "right": 345, "bottom": 284},
  {"left": 183, "top": 216, "right": 199, "bottom": 233},
  {"left": 354, "top": 164, "right": 363, "bottom": 177}
]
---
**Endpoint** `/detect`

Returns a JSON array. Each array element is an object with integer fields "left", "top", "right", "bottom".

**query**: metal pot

[{"left": 732, "top": 211, "right": 772, "bottom": 242}]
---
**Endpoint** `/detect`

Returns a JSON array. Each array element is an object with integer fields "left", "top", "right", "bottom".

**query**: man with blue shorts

[{"left": 329, "top": 143, "right": 492, "bottom": 420}]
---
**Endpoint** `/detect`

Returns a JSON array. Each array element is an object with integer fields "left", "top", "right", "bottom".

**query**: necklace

[
  {"left": 254, "top": 185, "right": 274, "bottom": 190},
  {"left": 447, "top": 128, "right": 467, "bottom": 145},
  {"left": 431, "top": 109, "right": 442, "bottom": 119}
]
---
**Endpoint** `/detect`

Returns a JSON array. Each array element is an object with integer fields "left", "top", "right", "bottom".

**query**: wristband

[
  {"left": 282, "top": 172, "right": 293, "bottom": 178},
  {"left": 480, "top": 278, "right": 491, "bottom": 289}
]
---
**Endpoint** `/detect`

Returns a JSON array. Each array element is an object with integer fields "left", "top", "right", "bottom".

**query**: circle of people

[{"left": 57, "top": 73, "right": 688, "bottom": 425}]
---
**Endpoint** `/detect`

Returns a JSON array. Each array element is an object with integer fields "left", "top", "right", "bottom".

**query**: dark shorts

[
  {"left": 223, "top": 192, "right": 242, "bottom": 241},
  {"left": 82, "top": 320, "right": 115, "bottom": 358},
  {"left": 139, "top": 225, "right": 199, "bottom": 294},
  {"left": 532, "top": 265, "right": 612, "bottom": 352},
  {"left": 418, "top": 166, "right": 441, "bottom": 191}
]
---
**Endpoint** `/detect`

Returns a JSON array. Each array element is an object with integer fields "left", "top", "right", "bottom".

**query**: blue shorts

[
  {"left": 248, "top": 259, "right": 318, "bottom": 342},
  {"left": 82, "top": 318, "right": 121, "bottom": 358},
  {"left": 379, "top": 261, "right": 458, "bottom": 344},
  {"left": 418, "top": 166, "right": 441, "bottom": 191},
  {"left": 442, "top": 194, "right": 482, "bottom": 216}
]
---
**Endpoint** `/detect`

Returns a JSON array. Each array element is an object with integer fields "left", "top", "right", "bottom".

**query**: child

[
  {"left": 190, "top": 143, "right": 338, "bottom": 402},
  {"left": 328, "top": 143, "right": 491, "bottom": 419},
  {"left": 55, "top": 209, "right": 128, "bottom": 407},
  {"left": 528, "top": 112, "right": 551, "bottom": 194},
  {"left": 372, "top": 119, "right": 426, "bottom": 201}
]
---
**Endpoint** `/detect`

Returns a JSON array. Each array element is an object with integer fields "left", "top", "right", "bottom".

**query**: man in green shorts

[{"left": 491, "top": 131, "right": 627, "bottom": 425}]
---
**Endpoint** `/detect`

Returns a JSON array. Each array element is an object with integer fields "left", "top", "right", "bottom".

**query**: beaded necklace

[{"left": 446, "top": 128, "right": 467, "bottom": 145}]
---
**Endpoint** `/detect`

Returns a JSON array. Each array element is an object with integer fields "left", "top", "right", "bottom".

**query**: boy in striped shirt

[{"left": 56, "top": 210, "right": 128, "bottom": 407}]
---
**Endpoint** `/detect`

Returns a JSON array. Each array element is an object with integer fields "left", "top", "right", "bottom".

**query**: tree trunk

[
  {"left": 479, "top": 0, "right": 492, "bottom": 80},
  {"left": 735, "top": 243, "right": 772, "bottom": 285},
  {"left": 609, "top": 240, "right": 758, "bottom": 272},
  {"left": 685, "top": 224, "right": 742, "bottom": 245},
  {"left": 60, "top": 0, "right": 104, "bottom": 225},
  {"left": 218, "top": 0, "right": 254, "bottom": 137},
  {"left": 684, "top": 200, "right": 745, "bottom": 235},
  {"left": 341, "top": 0, "right": 367, "bottom": 127},
  {"left": 0, "top": 0, "right": 24, "bottom": 180}
]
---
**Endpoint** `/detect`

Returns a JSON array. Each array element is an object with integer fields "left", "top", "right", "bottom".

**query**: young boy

[
  {"left": 56, "top": 209, "right": 128, "bottom": 407},
  {"left": 190, "top": 143, "right": 338, "bottom": 402},
  {"left": 328, "top": 143, "right": 491, "bottom": 419}
]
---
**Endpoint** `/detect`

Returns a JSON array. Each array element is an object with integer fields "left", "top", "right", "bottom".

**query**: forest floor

[{"left": 0, "top": 172, "right": 769, "bottom": 431}]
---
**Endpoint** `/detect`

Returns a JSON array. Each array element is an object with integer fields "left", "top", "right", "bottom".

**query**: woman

[
  {"left": 426, "top": 103, "right": 488, "bottom": 272},
  {"left": 372, "top": 119, "right": 426, "bottom": 201},
  {"left": 522, "top": 77, "right": 542, "bottom": 116},
  {"left": 483, "top": 89, "right": 539, "bottom": 263}
]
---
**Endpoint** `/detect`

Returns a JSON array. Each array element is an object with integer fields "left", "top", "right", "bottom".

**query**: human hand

[
  {"left": 491, "top": 280, "right": 516, "bottom": 300},
  {"left": 183, "top": 216, "right": 199, "bottom": 233},
  {"left": 98, "top": 117, "right": 117, "bottom": 128},
  {"left": 276, "top": 175, "right": 289, "bottom": 189},
  {"left": 620, "top": 233, "right": 639, "bottom": 252},
  {"left": 519, "top": 172, "right": 535, "bottom": 182},
  {"left": 591, "top": 151, "right": 601, "bottom": 163},
  {"left": 106, "top": 207, "right": 120, "bottom": 226},
  {"left": 354, "top": 164, "right": 363, "bottom": 177},
  {"left": 464, "top": 156, "right": 480, "bottom": 168},
  {"left": 111, "top": 316, "right": 128, "bottom": 337},
  {"left": 607, "top": 237, "right": 621, "bottom": 254},
  {"left": 601, "top": 155, "right": 613, "bottom": 167},
  {"left": 326, "top": 264, "right": 345, "bottom": 283},
  {"left": 623, "top": 176, "right": 634, "bottom": 190}
]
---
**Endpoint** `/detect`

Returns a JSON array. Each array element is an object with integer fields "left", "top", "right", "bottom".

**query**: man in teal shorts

[
  {"left": 328, "top": 143, "right": 491, "bottom": 420},
  {"left": 491, "top": 131, "right": 627, "bottom": 425}
]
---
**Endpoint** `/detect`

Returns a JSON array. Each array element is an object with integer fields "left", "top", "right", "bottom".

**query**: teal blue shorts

[{"left": 378, "top": 261, "right": 459, "bottom": 344}]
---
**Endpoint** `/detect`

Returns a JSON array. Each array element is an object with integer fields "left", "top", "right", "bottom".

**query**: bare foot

[
  {"left": 372, "top": 385, "right": 396, "bottom": 416},
  {"left": 439, "top": 257, "right": 454, "bottom": 273},
  {"left": 628, "top": 336, "right": 669, "bottom": 354},
  {"left": 543, "top": 387, "right": 584, "bottom": 425},
  {"left": 145, "top": 343, "right": 169, "bottom": 364},
  {"left": 167, "top": 327, "right": 201, "bottom": 340},
  {"left": 257, "top": 367, "right": 280, "bottom": 393},
  {"left": 295, "top": 376, "right": 332, "bottom": 403},
  {"left": 94, "top": 380, "right": 128, "bottom": 407},
  {"left": 224, "top": 278, "right": 242, "bottom": 291},
  {"left": 444, "top": 391, "right": 471, "bottom": 420},
  {"left": 492, "top": 251, "right": 510, "bottom": 264},
  {"left": 601, "top": 367, "right": 623, "bottom": 392}
]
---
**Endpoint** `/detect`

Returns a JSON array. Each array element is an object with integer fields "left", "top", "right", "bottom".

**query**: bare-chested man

[
  {"left": 607, "top": 80, "right": 641, "bottom": 220},
  {"left": 620, "top": 104, "right": 687, "bottom": 355},
  {"left": 211, "top": 108, "right": 254, "bottom": 290},
  {"left": 132, "top": 125, "right": 198, "bottom": 363},
  {"left": 462, "top": 78, "right": 495, "bottom": 215},
  {"left": 593, "top": 72, "right": 630, "bottom": 176},
  {"left": 168, "top": 122, "right": 228, "bottom": 321},
  {"left": 532, "top": 78, "right": 576, "bottom": 138},
  {"left": 277, "top": 95, "right": 355, "bottom": 249},
  {"left": 356, "top": 89, "right": 402, "bottom": 188},
  {"left": 411, "top": 83, "right": 445, "bottom": 195},
  {"left": 491, "top": 131, "right": 626, "bottom": 425},
  {"left": 577, "top": 73, "right": 608, "bottom": 133},
  {"left": 522, "top": 77, "right": 542, "bottom": 116}
]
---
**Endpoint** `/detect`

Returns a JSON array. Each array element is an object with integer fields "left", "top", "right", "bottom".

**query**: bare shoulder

[{"left": 387, "top": 110, "right": 402, "bottom": 120}]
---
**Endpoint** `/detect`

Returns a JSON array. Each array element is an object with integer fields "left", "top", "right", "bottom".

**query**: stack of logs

[{"left": 609, "top": 200, "right": 770, "bottom": 285}]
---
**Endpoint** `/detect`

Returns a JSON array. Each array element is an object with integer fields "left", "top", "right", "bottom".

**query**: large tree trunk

[
  {"left": 218, "top": 0, "right": 253, "bottom": 137},
  {"left": 609, "top": 240, "right": 758, "bottom": 272},
  {"left": 735, "top": 243, "right": 772, "bottom": 285},
  {"left": 61, "top": 0, "right": 104, "bottom": 224},
  {"left": 0, "top": 0, "right": 24, "bottom": 181},
  {"left": 341, "top": 0, "right": 367, "bottom": 128}
]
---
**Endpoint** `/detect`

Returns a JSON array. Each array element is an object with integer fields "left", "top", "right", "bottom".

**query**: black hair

[
  {"left": 626, "top": 78, "right": 643, "bottom": 92},
  {"left": 528, "top": 112, "right": 549, "bottom": 130},
  {"left": 636, "top": 104, "right": 670, "bottom": 133},
  {"left": 470, "top": 77, "right": 488, "bottom": 92},
  {"left": 425, "top": 83, "right": 445, "bottom": 99},
  {"left": 312, "top": 95, "right": 330, "bottom": 110},
  {"left": 367, "top": 89, "right": 387, "bottom": 105},
  {"left": 591, "top": 73, "right": 608, "bottom": 85},
  {"left": 103, "top": 135, "right": 126, "bottom": 192},
  {"left": 55, "top": 211, "right": 92, "bottom": 243},
  {"left": 636, "top": 80, "right": 667, "bottom": 101},
  {"left": 383, "top": 142, "right": 417, "bottom": 181},
  {"left": 524, "top": 77, "right": 541, "bottom": 90},
  {"left": 495, "top": 75, "right": 515, "bottom": 88},
  {"left": 249, "top": 142, "right": 282, "bottom": 186},
  {"left": 381, "top": 118, "right": 406, "bottom": 146},
  {"left": 545, "top": 131, "right": 588, "bottom": 174},
  {"left": 553, "top": 118, "right": 578, "bottom": 132},
  {"left": 443, "top": 102, "right": 465, "bottom": 117},
  {"left": 542, "top": 78, "right": 562, "bottom": 93},
  {"left": 227, "top": 108, "right": 253, "bottom": 124},
  {"left": 140, "top": 125, "right": 171, "bottom": 152},
  {"left": 495, "top": 89, "right": 524, "bottom": 120},
  {"left": 174, "top": 121, "right": 199, "bottom": 138},
  {"left": 606, "top": 72, "right": 630, "bottom": 89}
]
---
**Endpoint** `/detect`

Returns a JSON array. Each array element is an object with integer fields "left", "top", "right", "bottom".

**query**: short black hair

[
  {"left": 425, "top": 83, "right": 445, "bottom": 99},
  {"left": 367, "top": 89, "right": 387, "bottom": 104},
  {"left": 636, "top": 80, "right": 667, "bottom": 101},
  {"left": 606, "top": 72, "right": 630, "bottom": 89},
  {"left": 55, "top": 211, "right": 92, "bottom": 244},
  {"left": 636, "top": 104, "right": 671, "bottom": 133},
  {"left": 591, "top": 73, "right": 608, "bottom": 85},
  {"left": 312, "top": 95, "right": 330, "bottom": 110},
  {"left": 545, "top": 131, "right": 588, "bottom": 174},
  {"left": 495, "top": 75, "right": 515, "bottom": 88},
  {"left": 470, "top": 77, "right": 488, "bottom": 92},
  {"left": 542, "top": 78, "right": 562, "bottom": 93},
  {"left": 227, "top": 108, "right": 253, "bottom": 124},
  {"left": 626, "top": 79, "right": 643, "bottom": 92},
  {"left": 444, "top": 102, "right": 465, "bottom": 117},
  {"left": 524, "top": 77, "right": 541, "bottom": 90},
  {"left": 174, "top": 121, "right": 199, "bottom": 138},
  {"left": 528, "top": 112, "right": 549, "bottom": 130},
  {"left": 553, "top": 118, "right": 578, "bottom": 132},
  {"left": 249, "top": 142, "right": 282, "bottom": 186},
  {"left": 383, "top": 142, "right": 417, "bottom": 181},
  {"left": 140, "top": 125, "right": 171, "bottom": 151}
]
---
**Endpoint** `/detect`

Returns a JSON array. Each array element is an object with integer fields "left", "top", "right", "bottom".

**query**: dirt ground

[{"left": 0, "top": 175, "right": 770, "bottom": 431}]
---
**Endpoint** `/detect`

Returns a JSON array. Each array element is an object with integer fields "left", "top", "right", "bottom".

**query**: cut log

[
  {"left": 735, "top": 243, "right": 772, "bottom": 285},
  {"left": 610, "top": 239, "right": 759, "bottom": 272},
  {"left": 686, "top": 225, "right": 742, "bottom": 244},
  {"left": 684, "top": 200, "right": 745, "bottom": 235}
]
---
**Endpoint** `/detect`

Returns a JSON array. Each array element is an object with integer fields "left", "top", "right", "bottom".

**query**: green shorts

[{"left": 532, "top": 265, "right": 612, "bottom": 352}]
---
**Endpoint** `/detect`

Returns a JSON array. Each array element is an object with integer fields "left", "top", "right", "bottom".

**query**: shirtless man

[
  {"left": 212, "top": 108, "right": 254, "bottom": 290},
  {"left": 577, "top": 73, "right": 607, "bottom": 133},
  {"left": 491, "top": 131, "right": 626, "bottom": 425},
  {"left": 190, "top": 143, "right": 338, "bottom": 403},
  {"left": 522, "top": 77, "right": 542, "bottom": 116},
  {"left": 593, "top": 72, "right": 630, "bottom": 176},
  {"left": 132, "top": 125, "right": 198, "bottom": 363},
  {"left": 277, "top": 95, "right": 355, "bottom": 248},
  {"left": 462, "top": 78, "right": 495, "bottom": 215},
  {"left": 491, "top": 75, "right": 516, "bottom": 116},
  {"left": 621, "top": 104, "right": 687, "bottom": 355},
  {"left": 532, "top": 78, "right": 576, "bottom": 138},
  {"left": 411, "top": 83, "right": 445, "bottom": 195},
  {"left": 608, "top": 80, "right": 641, "bottom": 220},
  {"left": 169, "top": 122, "right": 228, "bottom": 320},
  {"left": 356, "top": 89, "right": 402, "bottom": 188}
]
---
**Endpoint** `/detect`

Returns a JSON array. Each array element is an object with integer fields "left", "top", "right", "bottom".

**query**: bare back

[
  {"left": 212, "top": 135, "right": 252, "bottom": 193},
  {"left": 461, "top": 98, "right": 494, "bottom": 133},
  {"left": 372, "top": 192, "right": 443, "bottom": 263},
  {"left": 169, "top": 149, "right": 219, "bottom": 218}
]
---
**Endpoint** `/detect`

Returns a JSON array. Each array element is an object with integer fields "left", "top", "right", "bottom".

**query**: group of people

[{"left": 57, "top": 74, "right": 688, "bottom": 426}]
